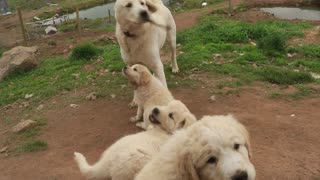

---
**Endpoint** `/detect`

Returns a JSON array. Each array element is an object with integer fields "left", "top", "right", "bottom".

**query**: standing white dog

[{"left": 115, "top": 0, "right": 179, "bottom": 88}]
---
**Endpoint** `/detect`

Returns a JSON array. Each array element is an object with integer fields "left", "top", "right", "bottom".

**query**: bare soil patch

[{"left": 0, "top": 86, "right": 320, "bottom": 179}]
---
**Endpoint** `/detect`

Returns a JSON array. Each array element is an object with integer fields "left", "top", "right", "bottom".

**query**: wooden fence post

[
  {"left": 17, "top": 7, "right": 27, "bottom": 46},
  {"left": 108, "top": 9, "right": 111, "bottom": 23},
  {"left": 228, "top": 0, "right": 233, "bottom": 16},
  {"left": 76, "top": 6, "right": 81, "bottom": 41}
]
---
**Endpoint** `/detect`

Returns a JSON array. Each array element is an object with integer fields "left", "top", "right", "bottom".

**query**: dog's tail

[{"left": 74, "top": 152, "right": 109, "bottom": 179}]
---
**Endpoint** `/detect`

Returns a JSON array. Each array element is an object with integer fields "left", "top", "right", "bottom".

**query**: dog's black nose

[
  {"left": 152, "top": 108, "right": 160, "bottom": 115},
  {"left": 232, "top": 171, "right": 248, "bottom": 180},
  {"left": 140, "top": 10, "right": 149, "bottom": 21},
  {"left": 124, "top": 66, "right": 128, "bottom": 70}
]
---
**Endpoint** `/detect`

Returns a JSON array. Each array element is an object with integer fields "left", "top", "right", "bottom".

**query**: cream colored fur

[
  {"left": 115, "top": 0, "right": 178, "bottom": 88},
  {"left": 123, "top": 64, "right": 174, "bottom": 129},
  {"left": 74, "top": 100, "right": 197, "bottom": 180},
  {"left": 135, "top": 115, "right": 256, "bottom": 180}
]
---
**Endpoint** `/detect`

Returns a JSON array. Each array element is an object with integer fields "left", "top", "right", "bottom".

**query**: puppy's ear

[
  {"left": 178, "top": 114, "right": 197, "bottom": 129},
  {"left": 245, "top": 139, "right": 252, "bottom": 159},
  {"left": 139, "top": 70, "right": 152, "bottom": 85},
  {"left": 146, "top": 0, "right": 157, "bottom": 13},
  {"left": 178, "top": 152, "right": 200, "bottom": 180}
]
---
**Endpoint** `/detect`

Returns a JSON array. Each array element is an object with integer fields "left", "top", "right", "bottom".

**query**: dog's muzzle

[
  {"left": 140, "top": 10, "right": 149, "bottom": 22},
  {"left": 149, "top": 114, "right": 160, "bottom": 124},
  {"left": 122, "top": 66, "right": 128, "bottom": 75}
]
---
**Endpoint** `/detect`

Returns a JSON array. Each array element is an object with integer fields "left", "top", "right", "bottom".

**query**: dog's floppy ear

[
  {"left": 178, "top": 152, "right": 200, "bottom": 180},
  {"left": 139, "top": 70, "right": 152, "bottom": 85},
  {"left": 146, "top": 0, "right": 157, "bottom": 13},
  {"left": 245, "top": 139, "right": 252, "bottom": 159},
  {"left": 178, "top": 113, "right": 197, "bottom": 129}
]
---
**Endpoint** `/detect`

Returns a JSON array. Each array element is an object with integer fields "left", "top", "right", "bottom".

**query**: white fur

[
  {"left": 136, "top": 115, "right": 256, "bottom": 180},
  {"left": 115, "top": 0, "right": 178, "bottom": 88},
  {"left": 74, "top": 101, "right": 197, "bottom": 180}
]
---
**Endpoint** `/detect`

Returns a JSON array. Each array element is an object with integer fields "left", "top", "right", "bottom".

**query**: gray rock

[
  {"left": 11, "top": 120, "right": 37, "bottom": 133},
  {"left": 0, "top": 46, "right": 39, "bottom": 81},
  {"left": 45, "top": 26, "right": 57, "bottom": 35},
  {"left": 0, "top": 146, "right": 8, "bottom": 153}
]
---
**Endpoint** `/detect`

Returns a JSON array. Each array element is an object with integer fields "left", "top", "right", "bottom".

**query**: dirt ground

[
  {"left": 1, "top": 0, "right": 320, "bottom": 179},
  {"left": 1, "top": 86, "right": 320, "bottom": 179}
]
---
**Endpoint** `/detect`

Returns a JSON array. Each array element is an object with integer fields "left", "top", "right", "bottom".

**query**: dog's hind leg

[
  {"left": 153, "top": 61, "right": 167, "bottom": 88},
  {"left": 167, "top": 19, "right": 179, "bottom": 73}
]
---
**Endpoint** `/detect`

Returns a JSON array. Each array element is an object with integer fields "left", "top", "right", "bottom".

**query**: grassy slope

[{"left": 1, "top": 15, "right": 320, "bottom": 107}]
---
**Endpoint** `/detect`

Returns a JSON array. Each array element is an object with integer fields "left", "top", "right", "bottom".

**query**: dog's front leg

[{"left": 130, "top": 105, "right": 143, "bottom": 122}]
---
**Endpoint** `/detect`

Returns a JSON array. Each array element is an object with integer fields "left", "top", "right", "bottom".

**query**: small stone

[
  {"left": 11, "top": 120, "right": 37, "bottom": 133},
  {"left": 239, "top": 53, "right": 245, "bottom": 56},
  {"left": 215, "top": 54, "right": 222, "bottom": 58},
  {"left": 250, "top": 41, "right": 256, "bottom": 46},
  {"left": 179, "top": 51, "right": 184, "bottom": 54},
  {"left": 209, "top": 95, "right": 216, "bottom": 102},
  {"left": 121, "top": 85, "right": 127, "bottom": 89},
  {"left": 70, "top": 104, "right": 79, "bottom": 108},
  {"left": 311, "top": 72, "right": 320, "bottom": 79},
  {"left": 36, "top": 104, "right": 44, "bottom": 110},
  {"left": 25, "top": 94, "right": 33, "bottom": 99},
  {"left": 72, "top": 73, "right": 80, "bottom": 79},
  {"left": 86, "top": 92, "right": 97, "bottom": 101},
  {"left": 287, "top": 53, "right": 293, "bottom": 58},
  {"left": 111, "top": 94, "right": 116, "bottom": 99},
  {"left": 290, "top": 114, "right": 295, "bottom": 117},
  {"left": 177, "top": 44, "right": 181, "bottom": 47},
  {"left": 0, "top": 146, "right": 8, "bottom": 153}
]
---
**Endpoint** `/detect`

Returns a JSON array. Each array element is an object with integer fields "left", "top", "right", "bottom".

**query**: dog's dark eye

[
  {"left": 234, "top": 143, "right": 240, "bottom": 150},
  {"left": 207, "top": 156, "right": 218, "bottom": 164},
  {"left": 126, "top": 3, "right": 132, "bottom": 7},
  {"left": 141, "top": 2, "right": 144, "bottom": 5},
  {"left": 168, "top": 113, "right": 174, "bottom": 120},
  {"left": 133, "top": 68, "right": 137, "bottom": 71}
]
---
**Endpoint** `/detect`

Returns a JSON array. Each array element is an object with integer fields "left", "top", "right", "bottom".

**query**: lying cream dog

[
  {"left": 123, "top": 64, "right": 174, "bottom": 129},
  {"left": 136, "top": 115, "right": 256, "bottom": 180},
  {"left": 74, "top": 100, "right": 196, "bottom": 180}
]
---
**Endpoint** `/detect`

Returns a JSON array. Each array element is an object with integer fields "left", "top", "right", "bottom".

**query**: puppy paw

[
  {"left": 172, "top": 67, "right": 180, "bottom": 73},
  {"left": 128, "top": 101, "right": 138, "bottom": 108},
  {"left": 130, "top": 116, "right": 141, "bottom": 122},
  {"left": 136, "top": 122, "right": 147, "bottom": 130}
]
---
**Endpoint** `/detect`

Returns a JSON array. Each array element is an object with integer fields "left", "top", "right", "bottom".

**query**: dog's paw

[
  {"left": 130, "top": 116, "right": 141, "bottom": 122},
  {"left": 128, "top": 101, "right": 138, "bottom": 108},
  {"left": 172, "top": 67, "right": 180, "bottom": 73},
  {"left": 136, "top": 122, "right": 147, "bottom": 130}
]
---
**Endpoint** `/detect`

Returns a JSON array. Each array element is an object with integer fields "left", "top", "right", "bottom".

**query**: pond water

[
  {"left": 68, "top": 0, "right": 170, "bottom": 19},
  {"left": 261, "top": 7, "right": 320, "bottom": 21}
]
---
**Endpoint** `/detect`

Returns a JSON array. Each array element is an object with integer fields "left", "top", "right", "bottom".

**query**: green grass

[
  {"left": 70, "top": 43, "right": 102, "bottom": 61},
  {"left": 270, "top": 84, "right": 318, "bottom": 99},
  {"left": 176, "top": 15, "right": 316, "bottom": 88},
  {"left": 18, "top": 140, "right": 48, "bottom": 152}
]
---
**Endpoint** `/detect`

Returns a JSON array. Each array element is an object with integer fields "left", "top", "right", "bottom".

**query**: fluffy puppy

[
  {"left": 74, "top": 100, "right": 197, "bottom": 180},
  {"left": 123, "top": 64, "right": 173, "bottom": 129},
  {"left": 115, "top": 0, "right": 178, "bottom": 88},
  {"left": 135, "top": 115, "right": 256, "bottom": 180}
]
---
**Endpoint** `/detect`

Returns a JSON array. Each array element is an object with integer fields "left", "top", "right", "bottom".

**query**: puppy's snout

[
  {"left": 152, "top": 108, "right": 160, "bottom": 115},
  {"left": 232, "top": 171, "right": 248, "bottom": 180},
  {"left": 140, "top": 10, "right": 149, "bottom": 21}
]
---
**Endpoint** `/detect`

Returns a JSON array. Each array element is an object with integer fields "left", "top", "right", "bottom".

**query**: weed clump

[
  {"left": 20, "top": 140, "right": 48, "bottom": 152},
  {"left": 257, "top": 67, "right": 314, "bottom": 85},
  {"left": 70, "top": 43, "right": 102, "bottom": 61},
  {"left": 257, "top": 33, "right": 287, "bottom": 56}
]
